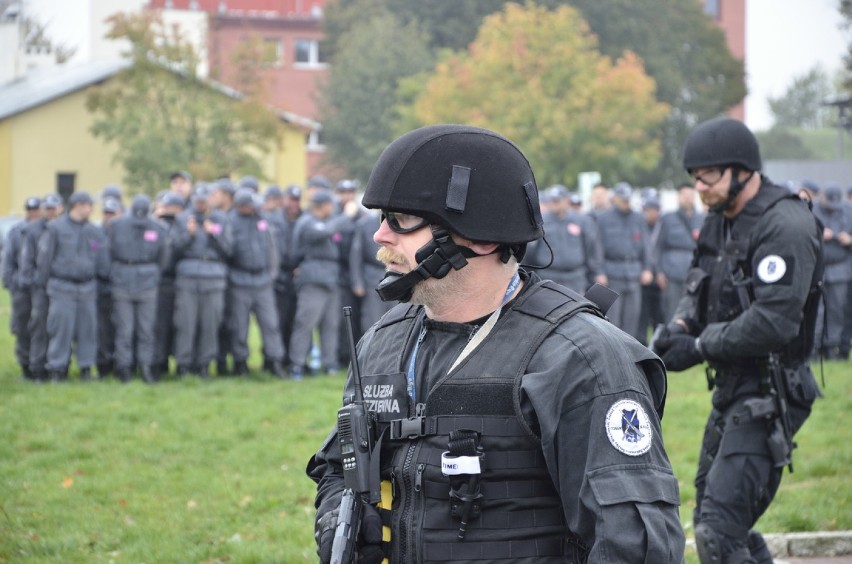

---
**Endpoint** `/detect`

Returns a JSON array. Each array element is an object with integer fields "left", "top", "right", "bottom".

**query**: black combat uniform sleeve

[
  {"left": 521, "top": 313, "right": 685, "bottom": 563},
  {"left": 699, "top": 200, "right": 820, "bottom": 360}
]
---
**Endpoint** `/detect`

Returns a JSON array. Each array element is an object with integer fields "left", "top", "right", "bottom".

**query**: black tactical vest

[{"left": 357, "top": 280, "right": 606, "bottom": 563}]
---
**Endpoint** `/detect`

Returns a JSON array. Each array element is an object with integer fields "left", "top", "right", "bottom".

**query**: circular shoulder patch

[
  {"left": 605, "top": 399, "right": 653, "bottom": 456},
  {"left": 756, "top": 255, "right": 786, "bottom": 283}
]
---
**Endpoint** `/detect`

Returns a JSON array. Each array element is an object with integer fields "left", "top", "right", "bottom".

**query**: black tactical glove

[
  {"left": 658, "top": 333, "right": 704, "bottom": 372},
  {"left": 316, "top": 504, "right": 384, "bottom": 564}
]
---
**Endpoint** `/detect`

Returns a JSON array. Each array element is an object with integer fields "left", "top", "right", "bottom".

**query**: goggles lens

[
  {"left": 381, "top": 210, "right": 429, "bottom": 234},
  {"left": 689, "top": 167, "right": 725, "bottom": 186}
]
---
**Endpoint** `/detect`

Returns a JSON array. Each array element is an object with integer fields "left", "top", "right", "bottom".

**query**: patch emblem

[
  {"left": 756, "top": 255, "right": 786, "bottom": 284},
  {"left": 567, "top": 223, "right": 581, "bottom": 236},
  {"left": 605, "top": 399, "right": 652, "bottom": 456}
]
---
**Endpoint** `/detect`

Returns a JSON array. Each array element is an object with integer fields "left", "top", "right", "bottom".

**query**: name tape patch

[
  {"left": 605, "top": 399, "right": 652, "bottom": 456},
  {"left": 441, "top": 452, "right": 482, "bottom": 476}
]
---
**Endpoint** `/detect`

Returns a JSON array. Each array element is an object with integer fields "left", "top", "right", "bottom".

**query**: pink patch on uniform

[
  {"left": 692, "top": 229, "right": 700, "bottom": 241},
  {"left": 257, "top": 220, "right": 268, "bottom": 232},
  {"left": 332, "top": 232, "right": 342, "bottom": 243},
  {"left": 209, "top": 223, "right": 223, "bottom": 235},
  {"left": 633, "top": 231, "right": 642, "bottom": 241},
  {"left": 567, "top": 223, "right": 582, "bottom": 236},
  {"left": 144, "top": 230, "right": 159, "bottom": 242}
]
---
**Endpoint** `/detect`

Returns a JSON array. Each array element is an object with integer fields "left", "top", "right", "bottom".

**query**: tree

[
  {"left": 0, "top": 0, "right": 77, "bottom": 63},
  {"left": 85, "top": 12, "right": 279, "bottom": 194},
  {"left": 768, "top": 66, "right": 833, "bottom": 129},
  {"left": 400, "top": 2, "right": 668, "bottom": 187},
  {"left": 322, "top": 0, "right": 744, "bottom": 184},
  {"left": 317, "top": 10, "right": 433, "bottom": 181}
]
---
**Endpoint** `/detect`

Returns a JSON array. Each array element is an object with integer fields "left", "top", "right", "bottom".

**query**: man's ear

[{"left": 466, "top": 241, "right": 500, "bottom": 256}]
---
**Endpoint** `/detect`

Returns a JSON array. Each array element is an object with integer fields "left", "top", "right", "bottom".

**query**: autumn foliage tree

[
  {"left": 86, "top": 11, "right": 279, "bottom": 195},
  {"left": 402, "top": 2, "right": 669, "bottom": 186}
]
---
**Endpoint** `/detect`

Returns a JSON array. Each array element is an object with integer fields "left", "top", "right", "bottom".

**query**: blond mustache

[{"left": 376, "top": 247, "right": 410, "bottom": 269}]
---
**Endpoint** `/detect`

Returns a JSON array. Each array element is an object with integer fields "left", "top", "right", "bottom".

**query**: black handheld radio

[{"left": 330, "top": 307, "right": 378, "bottom": 564}]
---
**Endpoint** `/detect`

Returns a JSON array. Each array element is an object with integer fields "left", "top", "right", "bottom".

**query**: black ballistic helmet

[
  {"left": 682, "top": 117, "right": 762, "bottom": 173},
  {"left": 362, "top": 124, "right": 543, "bottom": 245}
]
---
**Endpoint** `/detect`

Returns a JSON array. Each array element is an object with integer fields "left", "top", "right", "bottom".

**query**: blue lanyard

[{"left": 405, "top": 272, "right": 521, "bottom": 401}]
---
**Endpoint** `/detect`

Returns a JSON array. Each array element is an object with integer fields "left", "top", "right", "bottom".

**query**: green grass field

[{"left": 0, "top": 290, "right": 849, "bottom": 562}]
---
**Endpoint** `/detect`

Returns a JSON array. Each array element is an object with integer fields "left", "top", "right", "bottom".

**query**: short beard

[{"left": 375, "top": 246, "right": 466, "bottom": 310}]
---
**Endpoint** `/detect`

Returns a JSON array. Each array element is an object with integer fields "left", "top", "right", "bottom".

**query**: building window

[
  {"left": 263, "top": 37, "right": 283, "bottom": 67},
  {"left": 307, "top": 128, "right": 325, "bottom": 150},
  {"left": 57, "top": 173, "right": 75, "bottom": 202},
  {"left": 294, "top": 39, "right": 327, "bottom": 67},
  {"left": 703, "top": 0, "right": 720, "bottom": 19}
]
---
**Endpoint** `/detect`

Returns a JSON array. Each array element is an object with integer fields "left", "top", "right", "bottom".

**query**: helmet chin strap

[
  {"left": 376, "top": 226, "right": 479, "bottom": 303},
  {"left": 710, "top": 166, "right": 755, "bottom": 214}
]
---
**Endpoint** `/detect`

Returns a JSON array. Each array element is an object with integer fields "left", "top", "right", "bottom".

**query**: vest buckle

[{"left": 390, "top": 416, "right": 425, "bottom": 440}]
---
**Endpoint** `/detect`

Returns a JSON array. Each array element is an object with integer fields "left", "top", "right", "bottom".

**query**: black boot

[
  {"left": 177, "top": 365, "right": 190, "bottom": 378},
  {"left": 31, "top": 369, "right": 46, "bottom": 384},
  {"left": 234, "top": 360, "right": 249, "bottom": 377},
  {"left": 271, "top": 360, "right": 287, "bottom": 379},
  {"left": 262, "top": 357, "right": 273, "bottom": 372},
  {"left": 216, "top": 359, "right": 230, "bottom": 377},
  {"left": 49, "top": 370, "right": 64, "bottom": 383},
  {"left": 141, "top": 365, "right": 158, "bottom": 384},
  {"left": 198, "top": 364, "right": 210, "bottom": 380},
  {"left": 20, "top": 365, "right": 32, "bottom": 381},
  {"left": 80, "top": 367, "right": 92, "bottom": 381},
  {"left": 117, "top": 366, "right": 132, "bottom": 383},
  {"left": 97, "top": 362, "right": 113, "bottom": 379}
]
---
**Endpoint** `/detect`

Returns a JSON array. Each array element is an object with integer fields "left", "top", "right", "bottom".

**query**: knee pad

[{"left": 695, "top": 522, "right": 723, "bottom": 564}]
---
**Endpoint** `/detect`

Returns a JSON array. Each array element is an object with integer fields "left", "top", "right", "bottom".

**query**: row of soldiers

[
  {"left": 528, "top": 179, "right": 852, "bottom": 358},
  {"left": 527, "top": 181, "right": 704, "bottom": 344},
  {"left": 1, "top": 173, "right": 392, "bottom": 383}
]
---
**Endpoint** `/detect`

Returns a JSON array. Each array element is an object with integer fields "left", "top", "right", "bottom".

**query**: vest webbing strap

[
  {"left": 422, "top": 477, "right": 557, "bottom": 501},
  {"left": 389, "top": 414, "right": 526, "bottom": 440},
  {"left": 423, "top": 535, "right": 564, "bottom": 561},
  {"left": 423, "top": 505, "right": 563, "bottom": 530}
]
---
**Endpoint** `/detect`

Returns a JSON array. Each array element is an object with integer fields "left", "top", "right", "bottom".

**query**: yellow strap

[{"left": 379, "top": 480, "right": 392, "bottom": 563}]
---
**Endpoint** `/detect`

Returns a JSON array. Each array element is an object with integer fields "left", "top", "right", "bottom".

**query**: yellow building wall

[
  {"left": 0, "top": 120, "right": 12, "bottom": 217},
  {"left": 255, "top": 123, "right": 307, "bottom": 189},
  {"left": 2, "top": 87, "right": 125, "bottom": 218},
  {"left": 0, "top": 83, "right": 308, "bottom": 218}
]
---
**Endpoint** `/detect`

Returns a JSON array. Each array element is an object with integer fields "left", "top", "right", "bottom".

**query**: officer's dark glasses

[
  {"left": 689, "top": 167, "right": 726, "bottom": 186},
  {"left": 380, "top": 210, "right": 430, "bottom": 234}
]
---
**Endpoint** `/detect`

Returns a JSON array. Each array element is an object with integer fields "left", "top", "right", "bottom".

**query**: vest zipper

[
  {"left": 414, "top": 463, "right": 425, "bottom": 492},
  {"left": 399, "top": 443, "right": 417, "bottom": 563}
]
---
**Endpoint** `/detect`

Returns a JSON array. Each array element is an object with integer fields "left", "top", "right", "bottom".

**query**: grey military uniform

[
  {"left": 530, "top": 210, "right": 602, "bottom": 292},
  {"left": 172, "top": 209, "right": 232, "bottom": 372},
  {"left": 813, "top": 200, "right": 852, "bottom": 356},
  {"left": 153, "top": 214, "right": 179, "bottom": 372},
  {"left": 107, "top": 208, "right": 168, "bottom": 373},
  {"left": 36, "top": 214, "right": 108, "bottom": 374},
  {"left": 96, "top": 222, "right": 116, "bottom": 375},
  {"left": 349, "top": 212, "right": 394, "bottom": 334},
  {"left": 289, "top": 211, "right": 349, "bottom": 373},
  {"left": 18, "top": 218, "right": 51, "bottom": 378},
  {"left": 2, "top": 220, "right": 33, "bottom": 373},
  {"left": 596, "top": 207, "right": 652, "bottom": 340},
  {"left": 226, "top": 209, "right": 284, "bottom": 365},
  {"left": 655, "top": 208, "right": 705, "bottom": 320}
]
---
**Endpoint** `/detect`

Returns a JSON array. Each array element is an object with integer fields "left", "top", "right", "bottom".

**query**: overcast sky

[{"left": 22, "top": 0, "right": 851, "bottom": 132}]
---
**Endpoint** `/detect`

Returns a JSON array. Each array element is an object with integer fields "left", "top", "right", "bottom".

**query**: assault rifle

[
  {"left": 766, "top": 352, "right": 795, "bottom": 472},
  {"left": 330, "top": 307, "right": 379, "bottom": 564}
]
